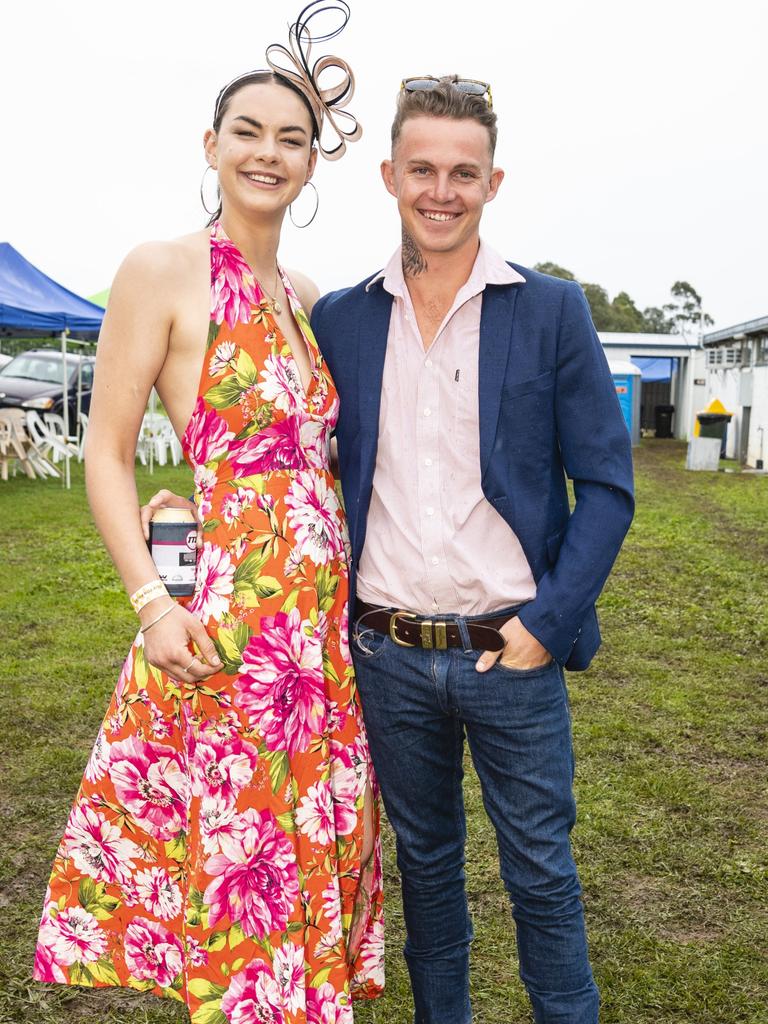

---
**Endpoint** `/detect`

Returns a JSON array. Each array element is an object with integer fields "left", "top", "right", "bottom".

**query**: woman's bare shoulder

[
  {"left": 116, "top": 230, "right": 209, "bottom": 283},
  {"left": 286, "top": 268, "right": 321, "bottom": 314},
  {"left": 105, "top": 230, "right": 209, "bottom": 320}
]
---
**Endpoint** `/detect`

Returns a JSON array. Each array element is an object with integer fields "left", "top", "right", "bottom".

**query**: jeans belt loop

[{"left": 456, "top": 618, "right": 473, "bottom": 652}]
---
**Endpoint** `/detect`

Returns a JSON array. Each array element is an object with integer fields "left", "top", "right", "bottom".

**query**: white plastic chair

[
  {"left": 43, "top": 412, "right": 75, "bottom": 462},
  {"left": 0, "top": 411, "right": 50, "bottom": 479},
  {"left": 136, "top": 414, "right": 153, "bottom": 466},
  {"left": 77, "top": 412, "right": 89, "bottom": 461},
  {"left": 136, "top": 413, "right": 181, "bottom": 468},
  {"left": 25, "top": 410, "right": 77, "bottom": 468},
  {"left": 155, "top": 418, "right": 182, "bottom": 467},
  {"left": 0, "top": 416, "right": 14, "bottom": 480}
]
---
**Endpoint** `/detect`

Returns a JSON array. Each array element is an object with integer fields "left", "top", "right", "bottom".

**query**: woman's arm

[{"left": 86, "top": 244, "right": 221, "bottom": 678}]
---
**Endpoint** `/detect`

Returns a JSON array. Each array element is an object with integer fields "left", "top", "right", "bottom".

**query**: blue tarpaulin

[
  {"left": 631, "top": 356, "right": 673, "bottom": 382},
  {"left": 0, "top": 242, "right": 104, "bottom": 338}
]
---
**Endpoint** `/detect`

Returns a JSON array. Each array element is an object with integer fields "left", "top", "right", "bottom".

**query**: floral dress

[{"left": 34, "top": 221, "right": 384, "bottom": 1023}]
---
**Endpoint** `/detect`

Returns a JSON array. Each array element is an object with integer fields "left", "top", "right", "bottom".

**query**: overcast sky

[{"left": 2, "top": 0, "right": 765, "bottom": 330}]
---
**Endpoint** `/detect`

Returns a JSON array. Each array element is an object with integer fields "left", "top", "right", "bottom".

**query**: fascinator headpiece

[{"left": 214, "top": 1, "right": 362, "bottom": 162}]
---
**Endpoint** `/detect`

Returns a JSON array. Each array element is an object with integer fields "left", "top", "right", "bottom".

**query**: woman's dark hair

[{"left": 205, "top": 71, "right": 319, "bottom": 225}]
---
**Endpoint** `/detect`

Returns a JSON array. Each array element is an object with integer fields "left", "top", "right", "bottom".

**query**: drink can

[{"left": 148, "top": 508, "right": 198, "bottom": 597}]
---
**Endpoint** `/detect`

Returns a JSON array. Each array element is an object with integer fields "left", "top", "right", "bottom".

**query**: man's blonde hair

[{"left": 391, "top": 76, "right": 497, "bottom": 158}]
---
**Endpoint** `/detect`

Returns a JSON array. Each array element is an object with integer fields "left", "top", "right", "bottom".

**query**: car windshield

[{"left": 0, "top": 354, "right": 79, "bottom": 385}]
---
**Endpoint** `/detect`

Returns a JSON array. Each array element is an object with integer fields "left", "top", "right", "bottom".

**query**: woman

[{"left": 33, "top": 5, "right": 384, "bottom": 1020}]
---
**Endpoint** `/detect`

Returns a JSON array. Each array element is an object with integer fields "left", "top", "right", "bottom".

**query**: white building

[
  {"left": 702, "top": 316, "right": 768, "bottom": 467},
  {"left": 598, "top": 332, "right": 706, "bottom": 441}
]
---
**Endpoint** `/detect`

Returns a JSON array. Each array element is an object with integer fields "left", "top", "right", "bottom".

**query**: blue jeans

[{"left": 352, "top": 608, "right": 599, "bottom": 1024}]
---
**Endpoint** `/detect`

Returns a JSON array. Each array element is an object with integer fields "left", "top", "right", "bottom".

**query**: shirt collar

[{"left": 365, "top": 240, "right": 526, "bottom": 297}]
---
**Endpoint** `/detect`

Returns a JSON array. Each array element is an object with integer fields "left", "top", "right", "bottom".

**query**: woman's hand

[
  {"left": 140, "top": 489, "right": 203, "bottom": 546},
  {"left": 139, "top": 600, "right": 222, "bottom": 681}
]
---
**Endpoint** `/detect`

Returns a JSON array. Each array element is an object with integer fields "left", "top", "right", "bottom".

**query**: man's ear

[
  {"left": 380, "top": 159, "right": 398, "bottom": 198},
  {"left": 485, "top": 166, "right": 505, "bottom": 204}
]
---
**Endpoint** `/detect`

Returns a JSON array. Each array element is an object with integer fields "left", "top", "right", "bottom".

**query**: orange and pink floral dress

[{"left": 34, "top": 221, "right": 384, "bottom": 1023}]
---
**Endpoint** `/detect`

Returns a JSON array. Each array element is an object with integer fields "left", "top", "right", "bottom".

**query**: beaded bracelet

[{"left": 130, "top": 579, "right": 168, "bottom": 614}]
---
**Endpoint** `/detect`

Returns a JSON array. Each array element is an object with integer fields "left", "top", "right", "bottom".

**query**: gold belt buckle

[{"left": 390, "top": 610, "right": 417, "bottom": 647}]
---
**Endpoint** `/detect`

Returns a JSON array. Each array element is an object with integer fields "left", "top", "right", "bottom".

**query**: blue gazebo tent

[
  {"left": 0, "top": 242, "right": 104, "bottom": 487},
  {"left": 0, "top": 242, "right": 104, "bottom": 338},
  {"left": 631, "top": 356, "right": 673, "bottom": 382}
]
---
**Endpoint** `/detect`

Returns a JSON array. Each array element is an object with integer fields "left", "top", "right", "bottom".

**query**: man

[{"left": 310, "top": 77, "right": 634, "bottom": 1023}]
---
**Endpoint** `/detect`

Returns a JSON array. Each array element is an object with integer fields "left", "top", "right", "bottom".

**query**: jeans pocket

[
  {"left": 492, "top": 656, "right": 556, "bottom": 679},
  {"left": 351, "top": 626, "right": 391, "bottom": 660}
]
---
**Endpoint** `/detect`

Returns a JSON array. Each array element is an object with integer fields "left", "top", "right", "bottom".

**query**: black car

[{"left": 0, "top": 349, "right": 95, "bottom": 423}]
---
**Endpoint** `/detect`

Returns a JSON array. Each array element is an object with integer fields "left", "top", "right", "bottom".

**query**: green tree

[
  {"left": 533, "top": 262, "right": 576, "bottom": 281},
  {"left": 580, "top": 283, "right": 616, "bottom": 331},
  {"left": 610, "top": 291, "right": 647, "bottom": 333},
  {"left": 663, "top": 281, "right": 714, "bottom": 338},
  {"left": 534, "top": 263, "right": 713, "bottom": 336},
  {"left": 534, "top": 263, "right": 644, "bottom": 331},
  {"left": 641, "top": 306, "right": 674, "bottom": 334}
]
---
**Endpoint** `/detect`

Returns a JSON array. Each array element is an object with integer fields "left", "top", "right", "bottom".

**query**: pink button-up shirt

[{"left": 355, "top": 242, "right": 537, "bottom": 616}]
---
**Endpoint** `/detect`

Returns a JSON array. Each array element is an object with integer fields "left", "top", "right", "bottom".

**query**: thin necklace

[{"left": 257, "top": 266, "right": 282, "bottom": 315}]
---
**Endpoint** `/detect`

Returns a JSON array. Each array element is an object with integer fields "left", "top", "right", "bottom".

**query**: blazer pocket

[{"left": 500, "top": 368, "right": 555, "bottom": 401}]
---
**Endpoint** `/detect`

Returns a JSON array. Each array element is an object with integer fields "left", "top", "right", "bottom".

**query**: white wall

[
  {"left": 747, "top": 367, "right": 768, "bottom": 467},
  {"left": 703, "top": 367, "right": 742, "bottom": 458},
  {"left": 682, "top": 350, "right": 708, "bottom": 441},
  {"left": 702, "top": 361, "right": 768, "bottom": 465},
  {"left": 600, "top": 342, "right": 702, "bottom": 440}
]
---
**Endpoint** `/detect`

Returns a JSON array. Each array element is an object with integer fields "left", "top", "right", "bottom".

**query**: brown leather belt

[{"left": 354, "top": 600, "right": 510, "bottom": 652}]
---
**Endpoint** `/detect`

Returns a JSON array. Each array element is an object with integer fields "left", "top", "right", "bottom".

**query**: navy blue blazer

[{"left": 311, "top": 265, "right": 634, "bottom": 671}]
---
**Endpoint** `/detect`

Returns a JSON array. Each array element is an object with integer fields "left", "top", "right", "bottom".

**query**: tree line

[{"left": 535, "top": 263, "right": 713, "bottom": 337}]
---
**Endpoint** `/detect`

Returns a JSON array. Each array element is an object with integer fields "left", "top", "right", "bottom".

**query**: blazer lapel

[
  {"left": 479, "top": 284, "right": 520, "bottom": 474},
  {"left": 356, "top": 284, "right": 393, "bottom": 535}
]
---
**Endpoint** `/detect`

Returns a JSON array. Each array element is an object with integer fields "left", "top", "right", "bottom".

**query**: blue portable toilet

[{"left": 608, "top": 360, "right": 642, "bottom": 446}]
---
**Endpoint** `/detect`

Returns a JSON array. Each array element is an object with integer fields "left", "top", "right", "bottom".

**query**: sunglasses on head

[{"left": 400, "top": 76, "right": 493, "bottom": 109}]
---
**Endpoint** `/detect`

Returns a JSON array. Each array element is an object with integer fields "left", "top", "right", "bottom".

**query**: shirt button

[
  {"left": 425, "top": 457, "right": 433, "bottom": 467},
  {"left": 431, "top": 556, "right": 440, "bottom": 565},
  {"left": 426, "top": 507, "right": 435, "bottom": 516},
  {"left": 423, "top": 408, "right": 432, "bottom": 417},
  {"left": 425, "top": 358, "right": 433, "bottom": 367}
]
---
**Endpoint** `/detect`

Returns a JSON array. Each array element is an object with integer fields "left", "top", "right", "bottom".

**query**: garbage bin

[
  {"left": 654, "top": 404, "right": 675, "bottom": 439},
  {"left": 696, "top": 412, "right": 732, "bottom": 456}
]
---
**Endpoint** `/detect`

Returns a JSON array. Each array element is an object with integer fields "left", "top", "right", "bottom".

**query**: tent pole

[
  {"left": 60, "top": 330, "right": 71, "bottom": 490},
  {"left": 75, "top": 358, "right": 83, "bottom": 447}
]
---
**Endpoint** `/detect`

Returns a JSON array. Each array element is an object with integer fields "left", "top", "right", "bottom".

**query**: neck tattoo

[{"left": 402, "top": 228, "right": 428, "bottom": 278}]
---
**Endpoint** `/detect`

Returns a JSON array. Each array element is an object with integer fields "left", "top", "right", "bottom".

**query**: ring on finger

[{"left": 184, "top": 657, "right": 198, "bottom": 673}]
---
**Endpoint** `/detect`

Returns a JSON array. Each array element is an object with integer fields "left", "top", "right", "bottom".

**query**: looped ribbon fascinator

[{"left": 265, "top": 1, "right": 362, "bottom": 161}]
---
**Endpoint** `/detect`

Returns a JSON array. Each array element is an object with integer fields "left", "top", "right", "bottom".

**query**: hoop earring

[
  {"left": 200, "top": 165, "right": 219, "bottom": 216},
  {"left": 289, "top": 181, "right": 319, "bottom": 229}
]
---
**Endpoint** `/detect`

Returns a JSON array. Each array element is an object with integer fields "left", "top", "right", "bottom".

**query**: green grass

[{"left": 1, "top": 443, "right": 766, "bottom": 1023}]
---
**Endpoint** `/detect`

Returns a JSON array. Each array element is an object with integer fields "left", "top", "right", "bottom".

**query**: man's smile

[{"left": 418, "top": 209, "right": 461, "bottom": 222}]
